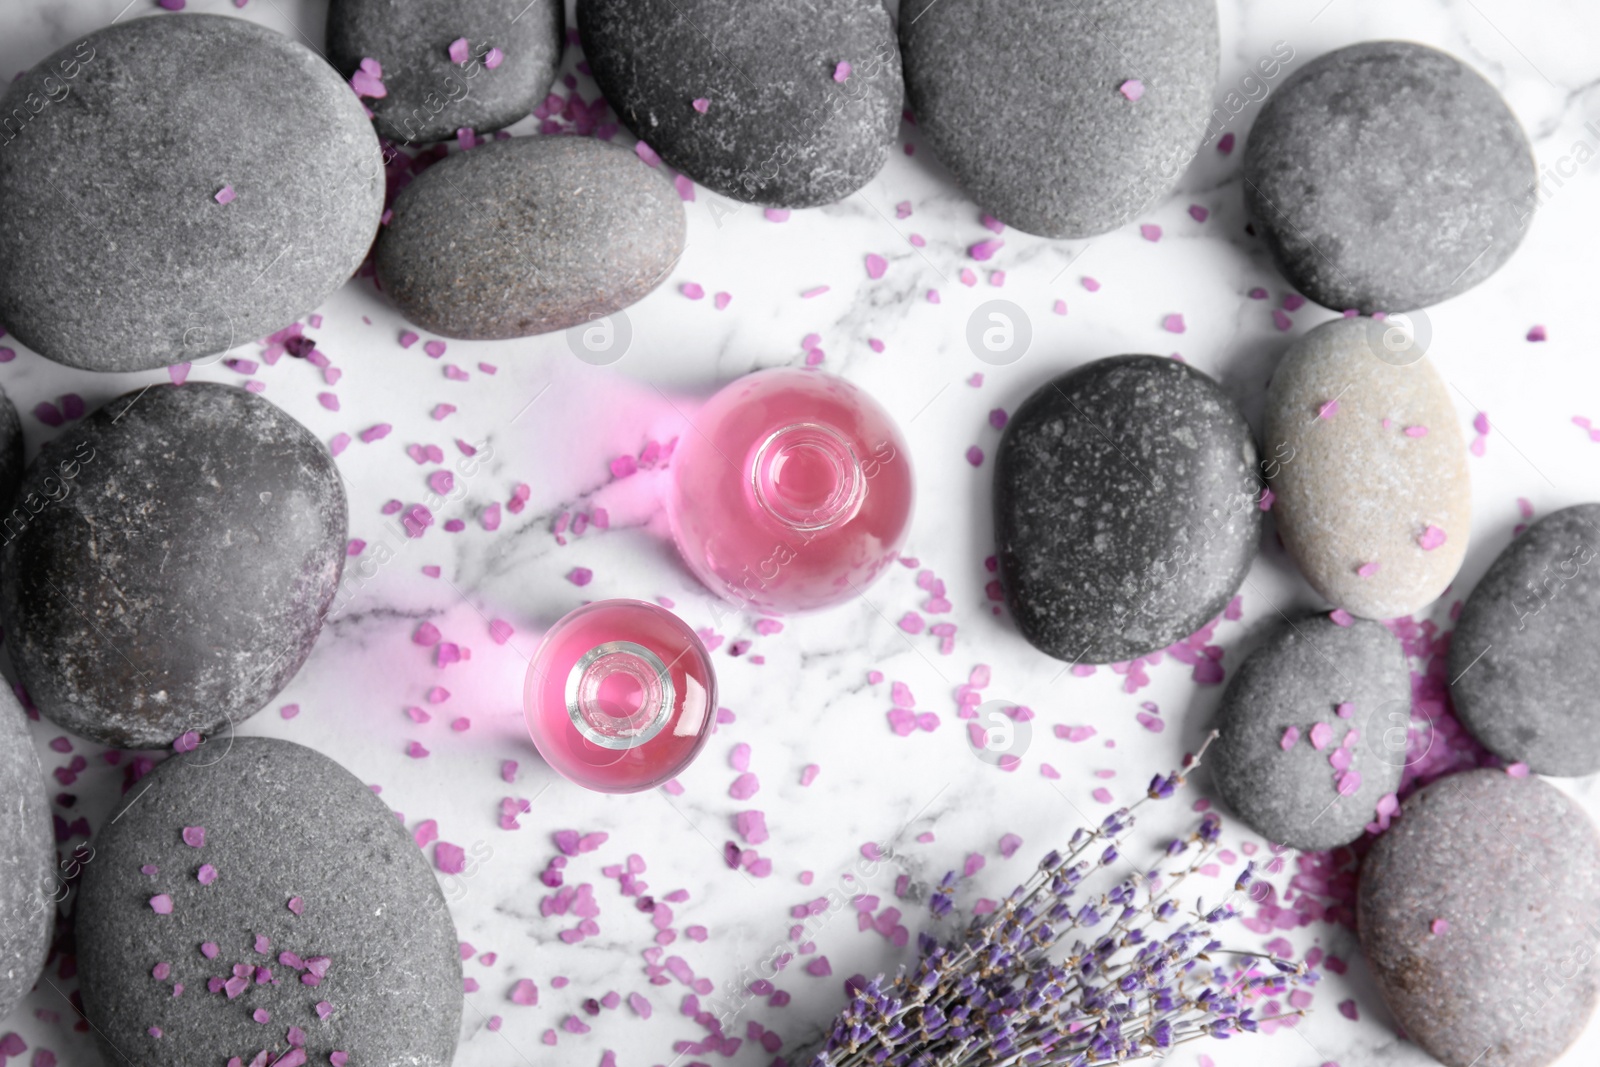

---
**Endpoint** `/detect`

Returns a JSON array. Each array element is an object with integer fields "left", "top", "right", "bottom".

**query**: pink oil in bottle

[
  {"left": 523, "top": 600, "right": 716, "bottom": 793},
  {"left": 668, "top": 368, "right": 914, "bottom": 615}
]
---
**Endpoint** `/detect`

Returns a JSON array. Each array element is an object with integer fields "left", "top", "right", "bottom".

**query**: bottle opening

[
  {"left": 750, "top": 423, "right": 865, "bottom": 531},
  {"left": 565, "top": 642, "right": 674, "bottom": 750}
]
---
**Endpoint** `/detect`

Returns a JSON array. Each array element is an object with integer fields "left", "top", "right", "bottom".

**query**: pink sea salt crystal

[
  {"left": 735, "top": 811, "right": 769, "bottom": 845},
  {"left": 1507, "top": 762, "right": 1530, "bottom": 778},
  {"left": 806, "top": 956, "right": 833, "bottom": 977},
  {"left": 1336, "top": 770, "right": 1362, "bottom": 796},
  {"left": 568, "top": 567, "right": 593, "bottom": 587},
  {"left": 1119, "top": 78, "right": 1144, "bottom": 101},
  {"left": 730, "top": 773, "right": 760, "bottom": 800},
  {"left": 1280, "top": 726, "right": 1300, "bottom": 750},
  {"left": 173, "top": 731, "right": 200, "bottom": 753},
  {"left": 1053, "top": 299, "right": 1068, "bottom": 315},
  {"left": 1139, "top": 224, "right": 1161, "bottom": 242},
  {"left": 485, "top": 47, "right": 505, "bottom": 69},
  {"left": 215, "top": 184, "right": 236, "bottom": 205},
  {"left": 182, "top": 826, "right": 205, "bottom": 848},
  {"left": 833, "top": 61, "right": 852, "bottom": 82},
  {"left": 1272, "top": 309, "right": 1293, "bottom": 331},
  {"left": 413, "top": 622, "right": 442, "bottom": 646},
  {"left": 1188, "top": 204, "right": 1209, "bottom": 222},
  {"left": 692, "top": 97, "right": 710, "bottom": 113},
  {"left": 1403, "top": 425, "right": 1429, "bottom": 437},
  {"left": 1329, "top": 746, "right": 1352, "bottom": 771},
  {"left": 1431, "top": 918, "right": 1450, "bottom": 935},
  {"left": 424, "top": 339, "right": 447, "bottom": 358},
  {"left": 1162, "top": 313, "right": 1185, "bottom": 334},
  {"left": 802, "top": 285, "right": 831, "bottom": 299},
  {"left": 969, "top": 238, "right": 1004, "bottom": 261},
  {"left": 714, "top": 291, "right": 732, "bottom": 310},
  {"left": 1308, "top": 723, "right": 1333, "bottom": 750},
  {"left": 966, "top": 446, "right": 984, "bottom": 467},
  {"left": 1092, "top": 787, "right": 1113, "bottom": 804},
  {"left": 198, "top": 864, "right": 217, "bottom": 885},
  {"left": 1317, "top": 399, "right": 1339, "bottom": 420},
  {"left": 1356, "top": 561, "right": 1381, "bottom": 578},
  {"left": 448, "top": 37, "right": 470, "bottom": 64},
  {"left": 435, "top": 842, "right": 467, "bottom": 874},
  {"left": 1217, "top": 132, "right": 1236, "bottom": 154},
  {"left": 511, "top": 979, "right": 539, "bottom": 1005},
  {"left": 1336, "top": 701, "right": 1355, "bottom": 719},
  {"left": 406, "top": 741, "right": 430, "bottom": 759},
  {"left": 765, "top": 208, "right": 790, "bottom": 222},
  {"left": 150, "top": 895, "right": 173, "bottom": 914},
  {"left": 317, "top": 392, "right": 339, "bottom": 412},
  {"left": 800, "top": 764, "right": 819, "bottom": 786},
  {"left": 681, "top": 282, "right": 705, "bottom": 300},
  {"left": 865, "top": 253, "right": 888, "bottom": 279},
  {"left": 1417, "top": 525, "right": 1448, "bottom": 551},
  {"left": 287, "top": 896, "right": 304, "bottom": 916},
  {"left": 1527, "top": 324, "right": 1547, "bottom": 342}
]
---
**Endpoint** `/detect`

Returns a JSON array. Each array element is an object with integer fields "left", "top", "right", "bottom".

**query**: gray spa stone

[
  {"left": 376, "top": 135, "right": 685, "bottom": 339},
  {"left": 0, "top": 384, "right": 346, "bottom": 749},
  {"left": 77, "top": 737, "right": 461, "bottom": 1066},
  {"left": 578, "top": 0, "right": 901, "bottom": 208},
  {"left": 1449, "top": 504, "right": 1600, "bottom": 776},
  {"left": 1210, "top": 614, "right": 1408, "bottom": 850},
  {"left": 1263, "top": 316, "right": 1471, "bottom": 620},
  {"left": 326, "top": 0, "right": 564, "bottom": 144},
  {"left": 1244, "top": 40, "right": 1537, "bottom": 313},
  {"left": 0, "top": 14, "right": 384, "bottom": 372},
  {"left": 900, "top": 0, "right": 1220, "bottom": 238},
  {"left": 1359, "top": 770, "right": 1600, "bottom": 1067},
  {"left": 994, "top": 356, "right": 1261, "bottom": 664},
  {"left": 0, "top": 387, "right": 22, "bottom": 507},
  {"left": 0, "top": 685, "right": 53, "bottom": 1022}
]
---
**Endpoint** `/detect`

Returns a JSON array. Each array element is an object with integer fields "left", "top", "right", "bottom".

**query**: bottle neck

[
  {"left": 749, "top": 422, "right": 865, "bottom": 532},
  {"left": 565, "top": 641, "right": 675, "bottom": 750}
]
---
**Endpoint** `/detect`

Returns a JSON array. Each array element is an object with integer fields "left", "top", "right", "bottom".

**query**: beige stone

[{"left": 1264, "top": 317, "right": 1470, "bottom": 618}]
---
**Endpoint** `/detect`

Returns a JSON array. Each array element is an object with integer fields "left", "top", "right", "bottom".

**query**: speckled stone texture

[
  {"left": 0, "top": 384, "right": 347, "bottom": 749},
  {"left": 326, "top": 0, "right": 563, "bottom": 144},
  {"left": 0, "top": 387, "right": 22, "bottom": 507},
  {"left": 377, "top": 135, "right": 686, "bottom": 339},
  {"left": 77, "top": 737, "right": 461, "bottom": 1066},
  {"left": 0, "top": 686, "right": 53, "bottom": 1022},
  {"left": 1359, "top": 770, "right": 1600, "bottom": 1067},
  {"left": 1210, "top": 614, "right": 1407, "bottom": 849},
  {"left": 1264, "top": 316, "right": 1470, "bottom": 619},
  {"left": 901, "top": 0, "right": 1219, "bottom": 238},
  {"left": 1449, "top": 505, "right": 1600, "bottom": 775},
  {"left": 994, "top": 356, "right": 1260, "bottom": 665},
  {"left": 579, "top": 0, "right": 901, "bottom": 208},
  {"left": 1244, "top": 41, "right": 1536, "bottom": 313},
  {"left": 0, "top": 15, "right": 384, "bottom": 372}
]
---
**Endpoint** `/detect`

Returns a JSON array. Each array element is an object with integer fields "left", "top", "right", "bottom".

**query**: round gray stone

[
  {"left": 578, "top": 0, "right": 901, "bottom": 208},
  {"left": 376, "top": 135, "right": 686, "bottom": 340},
  {"left": 0, "top": 14, "right": 384, "bottom": 372},
  {"left": 994, "top": 355, "right": 1261, "bottom": 664},
  {"left": 77, "top": 737, "right": 461, "bottom": 1065},
  {"left": 1359, "top": 769, "right": 1600, "bottom": 1067},
  {"left": 1450, "top": 504, "right": 1600, "bottom": 776},
  {"left": 1210, "top": 613, "right": 1408, "bottom": 850},
  {"left": 0, "top": 685, "right": 53, "bottom": 1022},
  {"left": 0, "top": 386, "right": 22, "bottom": 508},
  {"left": 0, "top": 384, "right": 347, "bottom": 749},
  {"left": 901, "top": 0, "right": 1219, "bottom": 238},
  {"left": 1244, "top": 40, "right": 1536, "bottom": 313},
  {"left": 326, "top": 0, "right": 564, "bottom": 145}
]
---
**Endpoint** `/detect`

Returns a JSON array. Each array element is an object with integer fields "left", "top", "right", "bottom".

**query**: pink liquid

[
  {"left": 523, "top": 600, "right": 716, "bottom": 793},
  {"left": 668, "top": 368, "right": 914, "bottom": 614}
]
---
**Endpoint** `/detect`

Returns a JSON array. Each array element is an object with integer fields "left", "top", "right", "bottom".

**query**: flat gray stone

[
  {"left": 0, "top": 384, "right": 347, "bottom": 749},
  {"left": 326, "top": 0, "right": 563, "bottom": 144},
  {"left": 1359, "top": 770, "right": 1600, "bottom": 1067},
  {"left": 1450, "top": 504, "right": 1600, "bottom": 775},
  {"left": 901, "top": 0, "right": 1219, "bottom": 238},
  {"left": 1244, "top": 40, "right": 1536, "bottom": 313},
  {"left": 1210, "top": 613, "right": 1408, "bottom": 850},
  {"left": 0, "top": 14, "right": 384, "bottom": 372},
  {"left": 376, "top": 135, "right": 685, "bottom": 339},
  {"left": 1263, "top": 316, "right": 1470, "bottom": 619},
  {"left": 579, "top": 0, "right": 901, "bottom": 208},
  {"left": 77, "top": 737, "right": 461, "bottom": 1066},
  {"left": 0, "top": 685, "right": 53, "bottom": 1021},
  {"left": 994, "top": 356, "right": 1260, "bottom": 664}
]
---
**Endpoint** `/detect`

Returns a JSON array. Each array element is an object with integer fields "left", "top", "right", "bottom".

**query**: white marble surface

[{"left": 5, "top": 0, "right": 1600, "bottom": 1065}]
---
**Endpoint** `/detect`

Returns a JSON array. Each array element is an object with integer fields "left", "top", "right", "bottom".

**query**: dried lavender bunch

[{"left": 808, "top": 734, "right": 1314, "bottom": 1067}]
